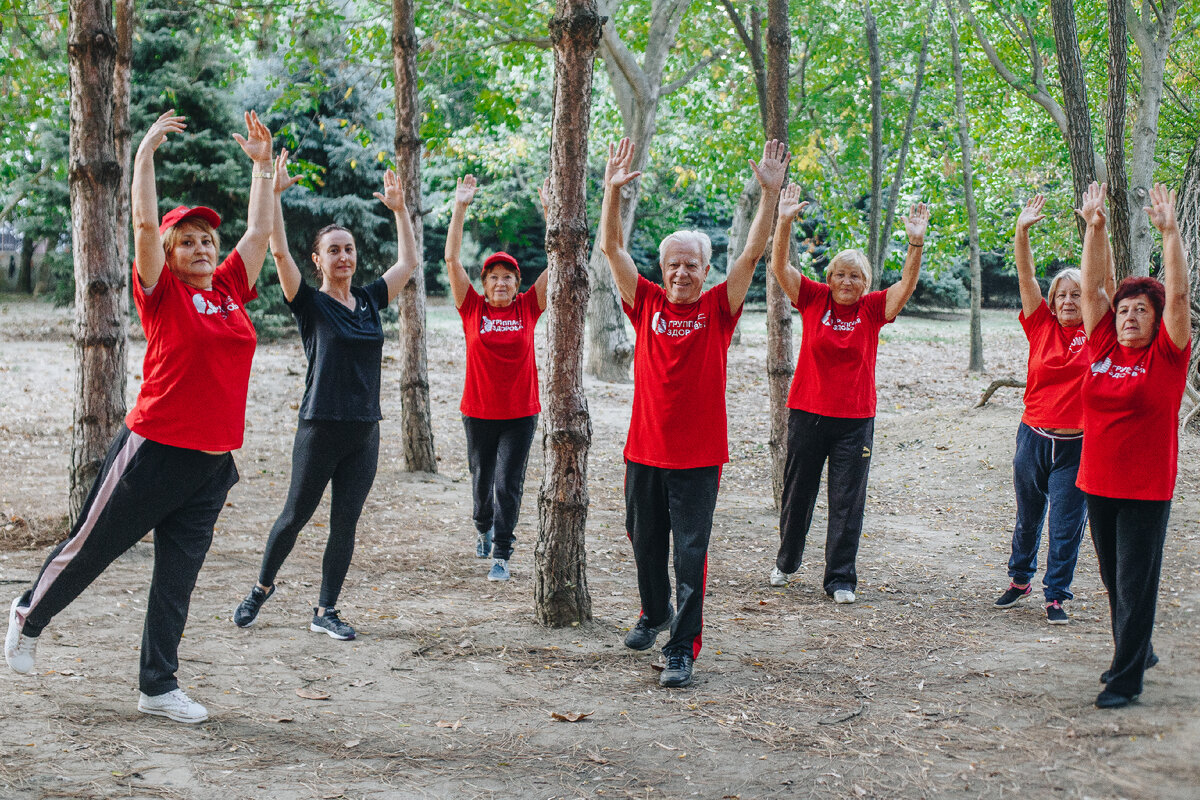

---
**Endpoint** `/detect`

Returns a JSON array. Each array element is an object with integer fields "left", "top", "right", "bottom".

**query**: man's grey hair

[{"left": 658, "top": 230, "right": 713, "bottom": 267}]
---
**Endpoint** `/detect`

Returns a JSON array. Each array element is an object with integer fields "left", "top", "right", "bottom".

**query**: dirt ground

[{"left": 0, "top": 294, "right": 1197, "bottom": 800}]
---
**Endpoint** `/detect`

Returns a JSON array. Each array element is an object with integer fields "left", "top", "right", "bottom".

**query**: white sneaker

[
  {"left": 5, "top": 597, "right": 37, "bottom": 674},
  {"left": 138, "top": 688, "right": 208, "bottom": 724},
  {"left": 768, "top": 567, "right": 789, "bottom": 587},
  {"left": 833, "top": 589, "right": 857, "bottom": 604}
]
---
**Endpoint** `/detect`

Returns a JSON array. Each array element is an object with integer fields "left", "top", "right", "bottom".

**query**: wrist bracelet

[
  {"left": 908, "top": 240, "right": 924, "bottom": 248},
  {"left": 253, "top": 170, "right": 275, "bottom": 180}
]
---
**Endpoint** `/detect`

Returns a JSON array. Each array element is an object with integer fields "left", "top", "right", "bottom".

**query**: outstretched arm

[
  {"left": 374, "top": 168, "right": 421, "bottom": 304},
  {"left": 232, "top": 110, "right": 275, "bottom": 286},
  {"left": 727, "top": 139, "right": 789, "bottom": 314},
  {"left": 1077, "top": 181, "right": 1111, "bottom": 337},
  {"left": 769, "top": 183, "right": 809, "bottom": 305},
  {"left": 443, "top": 175, "right": 477, "bottom": 308},
  {"left": 884, "top": 203, "right": 929, "bottom": 321},
  {"left": 598, "top": 138, "right": 642, "bottom": 307},
  {"left": 268, "top": 149, "right": 303, "bottom": 302},
  {"left": 131, "top": 110, "right": 186, "bottom": 288},
  {"left": 1145, "top": 184, "right": 1190, "bottom": 349},
  {"left": 1014, "top": 194, "right": 1046, "bottom": 318}
]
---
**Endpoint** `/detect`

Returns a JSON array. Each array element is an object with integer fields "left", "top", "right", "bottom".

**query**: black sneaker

[
  {"left": 624, "top": 606, "right": 673, "bottom": 651},
  {"left": 310, "top": 608, "right": 356, "bottom": 640},
  {"left": 233, "top": 584, "right": 274, "bottom": 628},
  {"left": 994, "top": 582, "right": 1032, "bottom": 608},
  {"left": 1095, "top": 689, "right": 1137, "bottom": 709},
  {"left": 660, "top": 651, "right": 695, "bottom": 688},
  {"left": 1045, "top": 601, "right": 1069, "bottom": 625}
]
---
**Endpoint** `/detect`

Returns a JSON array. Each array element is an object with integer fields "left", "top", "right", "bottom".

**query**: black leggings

[
  {"left": 1087, "top": 494, "right": 1170, "bottom": 698},
  {"left": 258, "top": 420, "right": 380, "bottom": 608}
]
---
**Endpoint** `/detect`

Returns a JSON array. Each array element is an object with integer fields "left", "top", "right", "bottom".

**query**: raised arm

[
  {"left": 727, "top": 139, "right": 789, "bottom": 313},
  {"left": 373, "top": 168, "right": 421, "bottom": 304},
  {"left": 444, "top": 175, "right": 477, "bottom": 308},
  {"left": 268, "top": 149, "right": 304, "bottom": 302},
  {"left": 531, "top": 177, "right": 550, "bottom": 311},
  {"left": 598, "top": 138, "right": 643, "bottom": 307},
  {"left": 131, "top": 110, "right": 186, "bottom": 288},
  {"left": 1146, "top": 183, "right": 1190, "bottom": 349},
  {"left": 884, "top": 202, "right": 929, "bottom": 321},
  {"left": 769, "top": 183, "right": 809, "bottom": 304},
  {"left": 1014, "top": 194, "right": 1046, "bottom": 317},
  {"left": 231, "top": 110, "right": 275, "bottom": 286},
  {"left": 1077, "top": 182, "right": 1110, "bottom": 337}
]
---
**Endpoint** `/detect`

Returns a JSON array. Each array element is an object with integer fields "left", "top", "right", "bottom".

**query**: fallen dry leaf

[
  {"left": 343, "top": 739, "right": 361, "bottom": 749},
  {"left": 295, "top": 687, "right": 330, "bottom": 701},
  {"left": 550, "top": 710, "right": 594, "bottom": 722},
  {"left": 435, "top": 719, "right": 462, "bottom": 730},
  {"left": 271, "top": 717, "right": 294, "bottom": 723}
]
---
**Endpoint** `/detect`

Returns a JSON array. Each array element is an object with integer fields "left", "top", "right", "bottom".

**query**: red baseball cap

[
  {"left": 482, "top": 251, "right": 520, "bottom": 279},
  {"left": 158, "top": 205, "right": 222, "bottom": 236}
]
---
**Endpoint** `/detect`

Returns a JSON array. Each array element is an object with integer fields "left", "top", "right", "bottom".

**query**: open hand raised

[
  {"left": 1075, "top": 181, "right": 1107, "bottom": 229},
  {"left": 777, "top": 183, "right": 808, "bottom": 222},
  {"left": 455, "top": 174, "right": 478, "bottom": 206},
  {"left": 272, "top": 149, "right": 302, "bottom": 195},
  {"left": 605, "top": 138, "right": 642, "bottom": 190},
  {"left": 373, "top": 168, "right": 408, "bottom": 213},
  {"left": 750, "top": 139, "right": 790, "bottom": 194},
  {"left": 1016, "top": 194, "right": 1046, "bottom": 233},
  {"left": 232, "top": 110, "right": 273, "bottom": 164},
  {"left": 139, "top": 110, "right": 186, "bottom": 155},
  {"left": 1143, "top": 183, "right": 1178, "bottom": 234},
  {"left": 903, "top": 202, "right": 930, "bottom": 245}
]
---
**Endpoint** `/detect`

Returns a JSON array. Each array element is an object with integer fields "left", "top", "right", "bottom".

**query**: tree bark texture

[
  {"left": 391, "top": 0, "right": 437, "bottom": 472},
  {"left": 947, "top": 0, "right": 983, "bottom": 372},
  {"left": 1179, "top": 134, "right": 1200, "bottom": 394},
  {"left": 1126, "top": 0, "right": 1180, "bottom": 278},
  {"left": 113, "top": 0, "right": 133, "bottom": 274},
  {"left": 586, "top": 0, "right": 691, "bottom": 383},
  {"left": 863, "top": 0, "right": 884, "bottom": 289},
  {"left": 764, "top": 0, "right": 792, "bottom": 510},
  {"left": 1048, "top": 0, "right": 1098, "bottom": 242},
  {"left": 535, "top": 0, "right": 601, "bottom": 627},
  {"left": 1105, "top": 0, "right": 1132, "bottom": 281},
  {"left": 68, "top": 0, "right": 128, "bottom": 522}
]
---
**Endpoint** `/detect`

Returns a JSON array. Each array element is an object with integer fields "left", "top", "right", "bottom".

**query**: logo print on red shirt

[
  {"left": 1068, "top": 330, "right": 1086, "bottom": 354},
  {"left": 481, "top": 316, "right": 524, "bottom": 334},
  {"left": 192, "top": 292, "right": 236, "bottom": 319},
  {"left": 652, "top": 311, "right": 707, "bottom": 338},
  {"left": 821, "top": 309, "right": 861, "bottom": 332}
]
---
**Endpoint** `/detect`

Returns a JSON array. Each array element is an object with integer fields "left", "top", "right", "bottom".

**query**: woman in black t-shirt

[{"left": 233, "top": 155, "right": 420, "bottom": 640}]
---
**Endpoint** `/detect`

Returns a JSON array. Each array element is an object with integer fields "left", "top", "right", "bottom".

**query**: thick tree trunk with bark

[
  {"left": 1179, "top": 135, "right": 1200, "bottom": 398},
  {"left": 948, "top": 0, "right": 983, "bottom": 372},
  {"left": 863, "top": 0, "right": 884, "bottom": 287},
  {"left": 1048, "top": 0, "right": 1098, "bottom": 241},
  {"left": 68, "top": 0, "right": 128, "bottom": 521},
  {"left": 535, "top": 0, "right": 601, "bottom": 627},
  {"left": 1105, "top": 0, "right": 1132, "bottom": 281},
  {"left": 391, "top": 0, "right": 437, "bottom": 472}
]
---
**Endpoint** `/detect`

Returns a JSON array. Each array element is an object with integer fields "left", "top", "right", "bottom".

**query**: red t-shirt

[
  {"left": 622, "top": 276, "right": 741, "bottom": 469},
  {"left": 458, "top": 286, "right": 542, "bottom": 419},
  {"left": 1020, "top": 301, "right": 1088, "bottom": 429},
  {"left": 787, "top": 277, "right": 891, "bottom": 418},
  {"left": 126, "top": 250, "right": 259, "bottom": 451},
  {"left": 1077, "top": 309, "right": 1190, "bottom": 501}
]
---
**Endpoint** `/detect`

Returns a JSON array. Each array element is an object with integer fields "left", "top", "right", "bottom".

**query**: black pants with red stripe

[
  {"left": 625, "top": 460, "right": 720, "bottom": 659},
  {"left": 15, "top": 425, "right": 238, "bottom": 696}
]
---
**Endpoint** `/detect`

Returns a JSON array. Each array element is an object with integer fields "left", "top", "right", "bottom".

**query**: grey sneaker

[
  {"left": 476, "top": 528, "right": 493, "bottom": 559},
  {"left": 768, "top": 566, "right": 789, "bottom": 587},
  {"left": 660, "top": 651, "right": 695, "bottom": 688},
  {"left": 233, "top": 584, "right": 274, "bottom": 628},
  {"left": 624, "top": 605, "right": 674, "bottom": 651},
  {"left": 5, "top": 596, "right": 37, "bottom": 674},
  {"left": 310, "top": 608, "right": 356, "bottom": 640},
  {"left": 138, "top": 688, "right": 208, "bottom": 723},
  {"left": 487, "top": 558, "right": 510, "bottom": 582},
  {"left": 833, "top": 589, "right": 856, "bottom": 604}
]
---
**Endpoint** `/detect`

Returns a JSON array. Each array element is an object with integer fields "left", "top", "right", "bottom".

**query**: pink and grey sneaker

[
  {"left": 993, "top": 582, "right": 1032, "bottom": 609},
  {"left": 1045, "top": 601, "right": 1069, "bottom": 625}
]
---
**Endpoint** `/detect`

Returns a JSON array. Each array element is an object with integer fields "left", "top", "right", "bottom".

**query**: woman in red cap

[
  {"left": 5, "top": 109, "right": 275, "bottom": 724},
  {"left": 444, "top": 174, "right": 548, "bottom": 582}
]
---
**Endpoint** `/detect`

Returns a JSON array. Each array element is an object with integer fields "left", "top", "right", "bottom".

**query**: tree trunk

[
  {"left": 18, "top": 236, "right": 35, "bottom": 294},
  {"left": 391, "top": 0, "right": 437, "bottom": 472},
  {"left": 1126, "top": 1, "right": 1180, "bottom": 278},
  {"left": 1048, "top": 0, "right": 1098, "bottom": 242},
  {"left": 763, "top": 0, "right": 791, "bottom": 510},
  {"left": 113, "top": 0, "right": 133, "bottom": 285},
  {"left": 68, "top": 0, "right": 128, "bottom": 521},
  {"left": 535, "top": 0, "right": 601, "bottom": 627},
  {"left": 1105, "top": 0, "right": 1132, "bottom": 281},
  {"left": 947, "top": 0, "right": 983, "bottom": 372},
  {"left": 863, "top": 0, "right": 884, "bottom": 289},
  {"left": 1178, "top": 134, "right": 1200, "bottom": 395}
]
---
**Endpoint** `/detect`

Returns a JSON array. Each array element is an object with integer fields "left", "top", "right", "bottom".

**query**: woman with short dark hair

[{"left": 1076, "top": 181, "right": 1191, "bottom": 709}]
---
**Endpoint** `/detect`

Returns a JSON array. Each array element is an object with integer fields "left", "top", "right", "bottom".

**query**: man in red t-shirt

[{"left": 599, "top": 137, "right": 788, "bottom": 688}]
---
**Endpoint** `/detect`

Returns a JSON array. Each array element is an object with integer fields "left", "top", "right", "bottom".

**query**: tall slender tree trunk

[
  {"left": 391, "top": 0, "right": 437, "bottom": 472},
  {"left": 113, "top": 0, "right": 133, "bottom": 282},
  {"left": 18, "top": 236, "right": 35, "bottom": 294},
  {"left": 1105, "top": 0, "right": 1132, "bottom": 281},
  {"left": 1178, "top": 134, "right": 1200, "bottom": 393},
  {"left": 764, "top": 0, "right": 791, "bottom": 509},
  {"left": 863, "top": 0, "right": 884, "bottom": 285},
  {"left": 68, "top": 0, "right": 128, "bottom": 521},
  {"left": 535, "top": 0, "right": 601, "bottom": 627},
  {"left": 947, "top": 0, "right": 983, "bottom": 372},
  {"left": 1048, "top": 0, "right": 1097, "bottom": 242}
]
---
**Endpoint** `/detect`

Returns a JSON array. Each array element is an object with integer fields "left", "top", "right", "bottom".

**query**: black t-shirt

[{"left": 286, "top": 277, "right": 389, "bottom": 421}]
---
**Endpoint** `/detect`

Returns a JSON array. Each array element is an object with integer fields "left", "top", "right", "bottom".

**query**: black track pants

[
  {"left": 776, "top": 409, "right": 874, "bottom": 594},
  {"left": 624, "top": 460, "right": 720, "bottom": 659},
  {"left": 1087, "top": 494, "right": 1170, "bottom": 698},
  {"left": 258, "top": 420, "right": 380, "bottom": 608},
  {"left": 15, "top": 425, "right": 237, "bottom": 696},
  {"left": 462, "top": 414, "right": 538, "bottom": 561}
]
